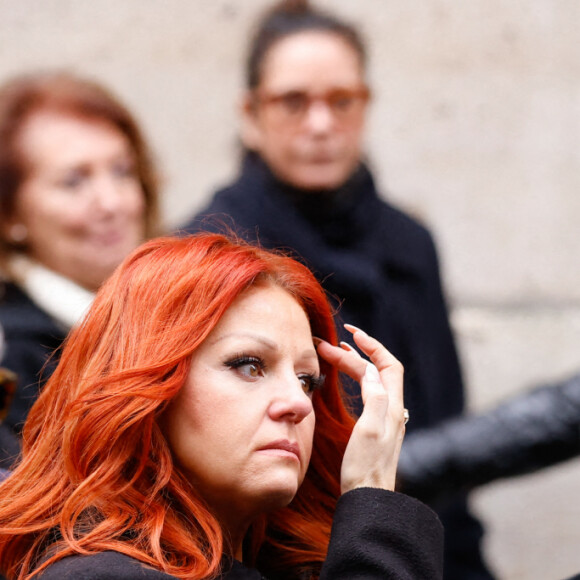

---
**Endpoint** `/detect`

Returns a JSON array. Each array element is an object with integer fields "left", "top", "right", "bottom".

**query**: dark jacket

[
  {"left": 0, "top": 367, "right": 19, "bottom": 469},
  {"left": 398, "top": 372, "right": 580, "bottom": 504},
  {"left": 0, "top": 282, "right": 66, "bottom": 439},
  {"left": 0, "top": 423, "right": 19, "bottom": 470},
  {"left": 181, "top": 154, "right": 494, "bottom": 580},
  {"left": 36, "top": 489, "right": 444, "bottom": 580}
]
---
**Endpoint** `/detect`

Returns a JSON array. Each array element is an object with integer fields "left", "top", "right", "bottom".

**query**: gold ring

[{"left": 403, "top": 408, "right": 410, "bottom": 425}]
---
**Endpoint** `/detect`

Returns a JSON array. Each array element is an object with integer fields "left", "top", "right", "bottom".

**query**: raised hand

[{"left": 316, "top": 325, "right": 406, "bottom": 493}]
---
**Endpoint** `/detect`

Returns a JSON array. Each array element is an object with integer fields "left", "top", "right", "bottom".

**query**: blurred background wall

[{"left": 1, "top": 1, "right": 578, "bottom": 578}]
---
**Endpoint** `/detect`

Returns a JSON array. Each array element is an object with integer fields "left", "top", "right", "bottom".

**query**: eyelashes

[
  {"left": 299, "top": 372, "right": 325, "bottom": 394},
  {"left": 224, "top": 354, "right": 265, "bottom": 379},
  {"left": 223, "top": 353, "right": 324, "bottom": 394}
]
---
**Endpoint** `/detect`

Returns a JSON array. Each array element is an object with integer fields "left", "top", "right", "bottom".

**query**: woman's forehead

[{"left": 259, "top": 31, "right": 364, "bottom": 91}]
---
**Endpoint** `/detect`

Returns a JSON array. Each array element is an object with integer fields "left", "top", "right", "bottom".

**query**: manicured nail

[
  {"left": 344, "top": 323, "right": 367, "bottom": 336},
  {"left": 364, "top": 362, "right": 381, "bottom": 383},
  {"left": 340, "top": 341, "right": 355, "bottom": 352}
]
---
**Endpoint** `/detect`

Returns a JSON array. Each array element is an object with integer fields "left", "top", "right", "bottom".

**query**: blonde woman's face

[
  {"left": 164, "top": 284, "right": 318, "bottom": 528},
  {"left": 12, "top": 111, "right": 146, "bottom": 291}
]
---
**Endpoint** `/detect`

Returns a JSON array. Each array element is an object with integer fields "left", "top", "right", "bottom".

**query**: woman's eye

[
  {"left": 112, "top": 160, "right": 137, "bottom": 180},
  {"left": 329, "top": 91, "right": 355, "bottom": 112},
  {"left": 225, "top": 356, "right": 265, "bottom": 380},
  {"left": 280, "top": 92, "right": 308, "bottom": 115},
  {"left": 58, "top": 171, "right": 86, "bottom": 190},
  {"left": 243, "top": 363, "right": 262, "bottom": 378},
  {"left": 299, "top": 373, "right": 325, "bottom": 395}
]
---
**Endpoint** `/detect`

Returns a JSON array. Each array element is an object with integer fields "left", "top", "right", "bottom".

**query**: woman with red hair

[{"left": 0, "top": 234, "right": 442, "bottom": 579}]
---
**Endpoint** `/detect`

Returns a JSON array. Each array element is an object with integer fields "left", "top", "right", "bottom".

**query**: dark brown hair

[
  {"left": 0, "top": 71, "right": 160, "bottom": 264},
  {"left": 246, "top": 0, "right": 367, "bottom": 89}
]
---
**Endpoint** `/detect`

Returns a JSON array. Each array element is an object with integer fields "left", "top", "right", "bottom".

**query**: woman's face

[
  {"left": 165, "top": 284, "right": 318, "bottom": 528},
  {"left": 243, "top": 31, "right": 368, "bottom": 191},
  {"left": 10, "top": 111, "right": 146, "bottom": 291}
]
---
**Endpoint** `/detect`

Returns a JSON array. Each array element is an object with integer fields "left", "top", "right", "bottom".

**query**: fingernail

[
  {"left": 364, "top": 362, "right": 381, "bottom": 383},
  {"left": 340, "top": 341, "right": 355, "bottom": 352},
  {"left": 312, "top": 336, "right": 323, "bottom": 346},
  {"left": 344, "top": 323, "right": 367, "bottom": 336}
]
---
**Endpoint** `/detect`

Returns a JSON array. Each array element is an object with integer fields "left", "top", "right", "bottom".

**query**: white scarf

[{"left": 8, "top": 255, "right": 95, "bottom": 331}]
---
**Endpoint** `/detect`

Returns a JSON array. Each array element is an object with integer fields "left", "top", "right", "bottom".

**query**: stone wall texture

[{"left": 1, "top": 1, "right": 578, "bottom": 578}]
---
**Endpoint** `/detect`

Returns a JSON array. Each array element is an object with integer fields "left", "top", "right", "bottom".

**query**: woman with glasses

[{"left": 183, "top": 2, "right": 493, "bottom": 578}]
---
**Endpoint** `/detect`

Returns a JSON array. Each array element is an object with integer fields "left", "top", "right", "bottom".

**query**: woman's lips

[
  {"left": 256, "top": 440, "right": 301, "bottom": 462},
  {"left": 307, "top": 154, "right": 336, "bottom": 164},
  {"left": 90, "top": 230, "right": 127, "bottom": 246}
]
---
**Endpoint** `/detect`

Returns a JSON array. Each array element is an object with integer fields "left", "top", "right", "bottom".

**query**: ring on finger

[{"left": 403, "top": 408, "right": 410, "bottom": 425}]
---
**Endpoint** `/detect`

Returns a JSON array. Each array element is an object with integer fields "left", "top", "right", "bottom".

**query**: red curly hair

[{"left": 0, "top": 234, "right": 354, "bottom": 579}]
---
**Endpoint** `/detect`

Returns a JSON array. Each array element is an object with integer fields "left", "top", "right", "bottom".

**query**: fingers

[
  {"left": 315, "top": 338, "right": 368, "bottom": 384},
  {"left": 316, "top": 325, "right": 406, "bottom": 493},
  {"left": 316, "top": 325, "right": 404, "bottom": 406},
  {"left": 343, "top": 324, "right": 404, "bottom": 410},
  {"left": 343, "top": 324, "right": 401, "bottom": 374},
  {"left": 358, "top": 360, "right": 390, "bottom": 417}
]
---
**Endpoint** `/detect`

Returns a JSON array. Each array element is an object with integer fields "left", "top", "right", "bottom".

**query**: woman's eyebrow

[
  {"left": 300, "top": 349, "right": 319, "bottom": 363},
  {"left": 209, "top": 332, "right": 278, "bottom": 351}
]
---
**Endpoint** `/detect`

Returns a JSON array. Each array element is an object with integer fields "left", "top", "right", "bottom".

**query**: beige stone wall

[{"left": 1, "top": 1, "right": 578, "bottom": 578}]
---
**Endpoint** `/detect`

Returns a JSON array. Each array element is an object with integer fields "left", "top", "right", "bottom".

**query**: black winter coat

[
  {"left": 0, "top": 282, "right": 66, "bottom": 463},
  {"left": 36, "top": 489, "right": 444, "bottom": 580},
  {"left": 398, "top": 372, "right": 580, "bottom": 503},
  {"left": 0, "top": 367, "right": 19, "bottom": 469}
]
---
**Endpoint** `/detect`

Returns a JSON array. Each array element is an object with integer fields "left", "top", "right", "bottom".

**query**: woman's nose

[
  {"left": 268, "top": 376, "right": 314, "bottom": 423},
  {"left": 303, "top": 100, "right": 335, "bottom": 134},
  {"left": 92, "top": 175, "right": 123, "bottom": 213}
]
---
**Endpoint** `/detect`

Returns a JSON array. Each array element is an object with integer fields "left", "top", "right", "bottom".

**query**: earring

[{"left": 8, "top": 224, "right": 28, "bottom": 243}]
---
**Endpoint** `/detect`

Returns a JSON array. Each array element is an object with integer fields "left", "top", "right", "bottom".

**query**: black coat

[
  {"left": 0, "top": 423, "right": 19, "bottom": 470},
  {"left": 0, "top": 367, "right": 19, "bottom": 469},
  {"left": 181, "top": 154, "right": 494, "bottom": 580},
  {"left": 398, "top": 372, "right": 580, "bottom": 503},
  {"left": 0, "top": 282, "right": 66, "bottom": 441},
  {"left": 35, "top": 489, "right": 444, "bottom": 580}
]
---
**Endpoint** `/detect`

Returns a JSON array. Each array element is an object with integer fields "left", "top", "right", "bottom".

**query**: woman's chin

[{"left": 254, "top": 479, "right": 301, "bottom": 511}]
